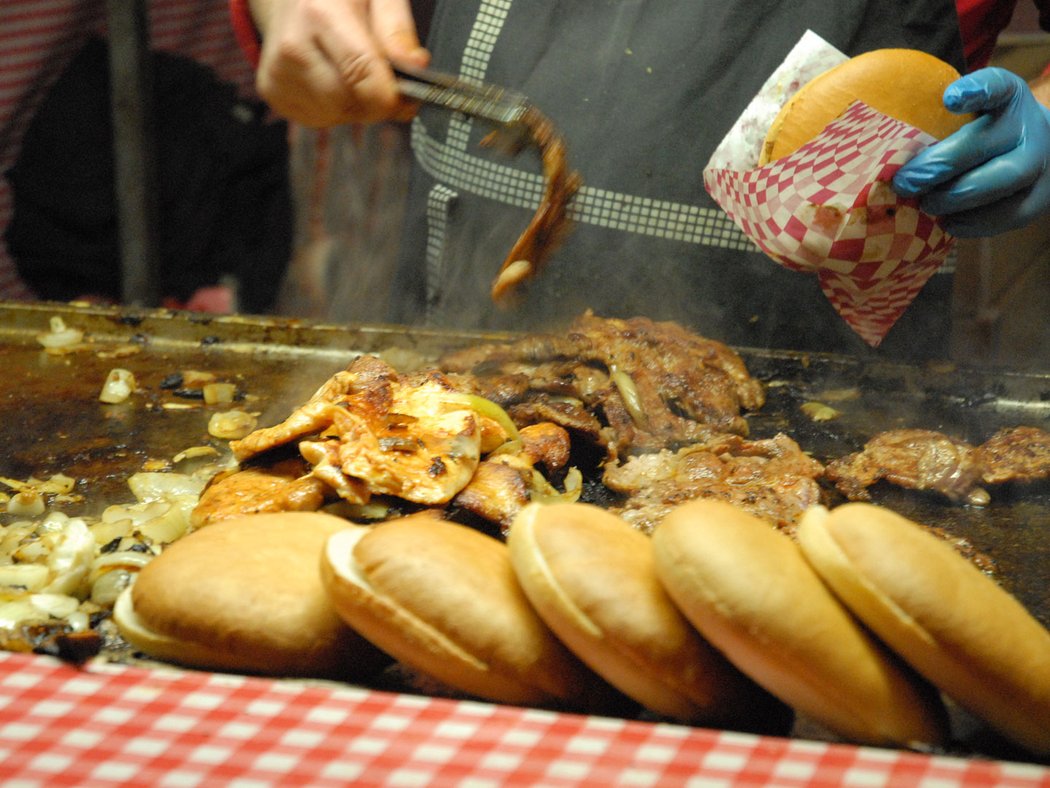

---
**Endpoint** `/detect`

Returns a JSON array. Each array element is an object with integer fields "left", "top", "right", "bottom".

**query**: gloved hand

[{"left": 891, "top": 67, "right": 1050, "bottom": 237}]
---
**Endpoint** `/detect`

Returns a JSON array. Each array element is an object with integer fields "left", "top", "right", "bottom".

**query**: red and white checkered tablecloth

[{"left": 1, "top": 652, "right": 1047, "bottom": 788}]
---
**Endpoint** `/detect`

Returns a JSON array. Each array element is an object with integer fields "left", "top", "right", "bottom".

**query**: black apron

[{"left": 388, "top": 0, "right": 964, "bottom": 358}]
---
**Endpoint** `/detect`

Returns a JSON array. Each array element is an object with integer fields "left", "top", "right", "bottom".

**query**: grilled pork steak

[
  {"left": 603, "top": 433, "right": 825, "bottom": 536},
  {"left": 190, "top": 459, "right": 330, "bottom": 528},
  {"left": 825, "top": 426, "right": 1050, "bottom": 505},
  {"left": 977, "top": 426, "right": 1050, "bottom": 486},
  {"left": 824, "top": 429, "right": 988, "bottom": 505},
  {"left": 440, "top": 312, "right": 765, "bottom": 459}
]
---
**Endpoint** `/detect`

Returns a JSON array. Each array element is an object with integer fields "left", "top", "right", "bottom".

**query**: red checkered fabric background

[
  {"left": 2, "top": 652, "right": 1047, "bottom": 787},
  {"left": 704, "top": 102, "right": 954, "bottom": 347}
]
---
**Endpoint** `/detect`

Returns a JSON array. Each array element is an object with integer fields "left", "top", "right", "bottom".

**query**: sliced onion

[
  {"left": 101, "top": 501, "right": 168, "bottom": 527},
  {"left": 135, "top": 504, "right": 190, "bottom": 545},
  {"left": 171, "top": 446, "right": 219, "bottom": 464},
  {"left": 66, "top": 609, "right": 90, "bottom": 632},
  {"left": 0, "top": 564, "right": 50, "bottom": 592},
  {"left": 203, "top": 382, "right": 237, "bottom": 405},
  {"left": 29, "top": 474, "right": 76, "bottom": 495},
  {"left": 99, "top": 368, "right": 136, "bottom": 404},
  {"left": 529, "top": 466, "right": 583, "bottom": 505},
  {"left": 36, "top": 316, "right": 84, "bottom": 349},
  {"left": 208, "top": 410, "right": 258, "bottom": 440},
  {"left": 329, "top": 500, "right": 392, "bottom": 522},
  {"left": 182, "top": 370, "right": 216, "bottom": 386},
  {"left": 489, "top": 439, "right": 524, "bottom": 458},
  {"left": 445, "top": 393, "right": 519, "bottom": 442},
  {"left": 12, "top": 539, "right": 49, "bottom": 564},
  {"left": 127, "top": 472, "right": 206, "bottom": 503},
  {"left": 0, "top": 598, "right": 45, "bottom": 628},
  {"left": 90, "top": 551, "right": 154, "bottom": 580},
  {"left": 800, "top": 401, "right": 841, "bottom": 422},
  {"left": 610, "top": 365, "right": 648, "bottom": 429},
  {"left": 28, "top": 593, "right": 80, "bottom": 619},
  {"left": 90, "top": 518, "right": 134, "bottom": 547},
  {"left": 90, "top": 568, "right": 134, "bottom": 607},
  {"left": 42, "top": 518, "right": 94, "bottom": 596},
  {"left": 7, "top": 490, "right": 45, "bottom": 517}
]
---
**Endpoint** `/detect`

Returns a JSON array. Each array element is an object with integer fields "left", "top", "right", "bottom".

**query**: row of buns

[{"left": 114, "top": 499, "right": 1050, "bottom": 756}]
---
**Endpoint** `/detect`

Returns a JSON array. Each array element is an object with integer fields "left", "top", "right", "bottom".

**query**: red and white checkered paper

[
  {"left": 2, "top": 652, "right": 1048, "bottom": 787},
  {"left": 705, "top": 101, "right": 954, "bottom": 347}
]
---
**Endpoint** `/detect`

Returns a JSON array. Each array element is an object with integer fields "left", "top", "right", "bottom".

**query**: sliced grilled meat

[
  {"left": 603, "top": 432, "right": 825, "bottom": 536},
  {"left": 191, "top": 458, "right": 330, "bottom": 528},
  {"left": 440, "top": 312, "right": 765, "bottom": 459},
  {"left": 977, "top": 426, "right": 1050, "bottom": 486},
  {"left": 824, "top": 429, "right": 989, "bottom": 506}
]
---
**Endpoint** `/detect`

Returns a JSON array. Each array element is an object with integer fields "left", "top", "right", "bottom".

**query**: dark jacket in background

[{"left": 5, "top": 37, "right": 291, "bottom": 313}]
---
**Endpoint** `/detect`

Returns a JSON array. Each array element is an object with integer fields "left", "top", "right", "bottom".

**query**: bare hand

[{"left": 251, "top": 0, "right": 430, "bottom": 127}]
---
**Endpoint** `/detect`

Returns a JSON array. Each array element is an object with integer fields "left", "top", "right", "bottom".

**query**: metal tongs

[{"left": 394, "top": 63, "right": 533, "bottom": 153}]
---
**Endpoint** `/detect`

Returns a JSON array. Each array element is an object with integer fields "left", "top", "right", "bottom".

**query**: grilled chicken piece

[
  {"left": 298, "top": 438, "right": 371, "bottom": 503},
  {"left": 440, "top": 312, "right": 765, "bottom": 459},
  {"left": 453, "top": 423, "right": 575, "bottom": 530},
  {"left": 227, "top": 355, "right": 515, "bottom": 508},
  {"left": 516, "top": 421, "right": 572, "bottom": 473},
  {"left": 977, "top": 426, "right": 1050, "bottom": 485},
  {"left": 603, "top": 432, "right": 825, "bottom": 535},
  {"left": 453, "top": 461, "right": 531, "bottom": 529},
  {"left": 190, "top": 458, "right": 329, "bottom": 527},
  {"left": 314, "top": 381, "right": 487, "bottom": 505},
  {"left": 825, "top": 429, "right": 989, "bottom": 506},
  {"left": 230, "top": 355, "right": 397, "bottom": 462}
]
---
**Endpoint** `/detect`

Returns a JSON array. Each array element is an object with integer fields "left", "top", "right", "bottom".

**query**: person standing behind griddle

[{"left": 231, "top": 0, "right": 1050, "bottom": 358}]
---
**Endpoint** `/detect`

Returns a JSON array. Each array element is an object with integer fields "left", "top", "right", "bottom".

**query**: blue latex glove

[{"left": 892, "top": 67, "right": 1050, "bottom": 237}]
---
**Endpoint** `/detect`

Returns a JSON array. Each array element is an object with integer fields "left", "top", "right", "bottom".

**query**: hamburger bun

[
  {"left": 651, "top": 499, "right": 948, "bottom": 747},
  {"left": 113, "top": 512, "right": 389, "bottom": 679},
  {"left": 507, "top": 503, "right": 786, "bottom": 726},
  {"left": 759, "top": 48, "right": 971, "bottom": 165},
  {"left": 797, "top": 503, "right": 1050, "bottom": 755},
  {"left": 320, "top": 511, "right": 611, "bottom": 708}
]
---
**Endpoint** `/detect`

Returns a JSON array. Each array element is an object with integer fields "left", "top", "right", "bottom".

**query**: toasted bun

[
  {"left": 507, "top": 503, "right": 783, "bottom": 725},
  {"left": 321, "top": 512, "right": 608, "bottom": 708},
  {"left": 651, "top": 500, "right": 947, "bottom": 747},
  {"left": 798, "top": 503, "right": 1050, "bottom": 755},
  {"left": 760, "top": 48, "right": 970, "bottom": 165},
  {"left": 113, "top": 512, "right": 388, "bottom": 679}
]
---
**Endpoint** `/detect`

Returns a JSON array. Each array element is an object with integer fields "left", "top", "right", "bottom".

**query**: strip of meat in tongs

[{"left": 396, "top": 64, "right": 582, "bottom": 304}]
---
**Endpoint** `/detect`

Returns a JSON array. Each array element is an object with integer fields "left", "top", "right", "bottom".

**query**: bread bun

[
  {"left": 759, "top": 48, "right": 971, "bottom": 165},
  {"left": 798, "top": 503, "right": 1050, "bottom": 755},
  {"left": 651, "top": 499, "right": 947, "bottom": 747},
  {"left": 320, "top": 511, "right": 609, "bottom": 708},
  {"left": 507, "top": 503, "right": 785, "bottom": 725},
  {"left": 113, "top": 512, "right": 389, "bottom": 679}
]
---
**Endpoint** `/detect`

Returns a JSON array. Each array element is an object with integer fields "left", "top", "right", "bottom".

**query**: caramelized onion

[
  {"left": 445, "top": 393, "right": 520, "bottom": 443},
  {"left": 610, "top": 366, "right": 648, "bottom": 429},
  {"left": 529, "top": 466, "right": 583, "bottom": 505},
  {"left": 127, "top": 472, "right": 206, "bottom": 503},
  {"left": 36, "top": 316, "right": 84, "bottom": 349},
  {"left": 203, "top": 382, "right": 237, "bottom": 405},
  {"left": 99, "top": 368, "right": 136, "bottom": 404},
  {"left": 801, "top": 401, "right": 841, "bottom": 422},
  {"left": 7, "top": 490, "right": 44, "bottom": 517},
  {"left": 208, "top": 410, "right": 258, "bottom": 440}
]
